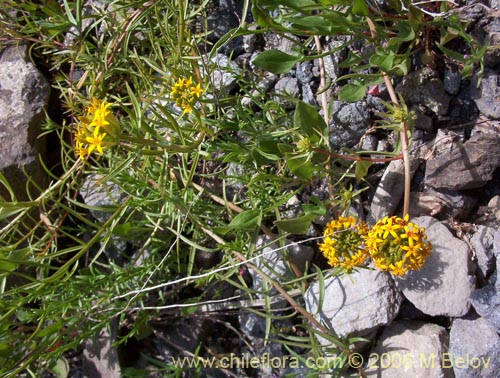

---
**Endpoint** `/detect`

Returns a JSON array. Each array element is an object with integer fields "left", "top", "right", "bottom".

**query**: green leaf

[
  {"left": 338, "top": 83, "right": 366, "bottom": 102},
  {"left": 293, "top": 101, "right": 328, "bottom": 145},
  {"left": 396, "top": 21, "right": 415, "bottom": 42},
  {"left": 49, "top": 357, "right": 70, "bottom": 378},
  {"left": 252, "top": 50, "right": 302, "bottom": 74},
  {"left": 284, "top": 152, "right": 316, "bottom": 180},
  {"left": 214, "top": 210, "right": 262, "bottom": 234},
  {"left": 370, "top": 49, "right": 395, "bottom": 72},
  {"left": 352, "top": 0, "right": 369, "bottom": 15},
  {"left": 355, "top": 160, "right": 372, "bottom": 181},
  {"left": 36, "top": 321, "right": 63, "bottom": 338},
  {"left": 274, "top": 213, "right": 317, "bottom": 235}
]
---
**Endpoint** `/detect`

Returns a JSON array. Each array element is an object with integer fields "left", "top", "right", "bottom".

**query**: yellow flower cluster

[
  {"left": 319, "top": 214, "right": 432, "bottom": 276},
  {"left": 366, "top": 215, "right": 432, "bottom": 276},
  {"left": 170, "top": 77, "right": 204, "bottom": 114},
  {"left": 74, "top": 98, "right": 120, "bottom": 159},
  {"left": 318, "top": 216, "right": 369, "bottom": 272}
]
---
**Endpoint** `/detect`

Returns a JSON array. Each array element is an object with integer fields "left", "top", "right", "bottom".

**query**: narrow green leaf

[
  {"left": 252, "top": 50, "right": 302, "bottom": 74},
  {"left": 284, "top": 152, "right": 316, "bottom": 180}
]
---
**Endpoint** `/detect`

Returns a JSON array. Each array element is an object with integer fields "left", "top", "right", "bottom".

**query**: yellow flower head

[
  {"left": 73, "top": 97, "right": 120, "bottom": 159},
  {"left": 170, "top": 76, "right": 204, "bottom": 114},
  {"left": 318, "top": 216, "right": 369, "bottom": 272},
  {"left": 366, "top": 215, "right": 432, "bottom": 276}
]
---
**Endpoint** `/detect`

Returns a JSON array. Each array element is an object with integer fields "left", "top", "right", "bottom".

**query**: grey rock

[
  {"left": 305, "top": 269, "right": 403, "bottom": 340},
  {"left": 471, "top": 285, "right": 500, "bottom": 332},
  {"left": 0, "top": 45, "right": 50, "bottom": 201},
  {"left": 361, "top": 134, "right": 378, "bottom": 151},
  {"left": 470, "top": 225, "right": 497, "bottom": 279},
  {"left": 471, "top": 68, "right": 500, "bottom": 119},
  {"left": 367, "top": 158, "right": 420, "bottom": 224},
  {"left": 410, "top": 188, "right": 476, "bottom": 219},
  {"left": 205, "top": 0, "right": 243, "bottom": 55},
  {"left": 395, "top": 67, "right": 450, "bottom": 116},
  {"left": 225, "top": 162, "right": 247, "bottom": 201},
  {"left": 394, "top": 216, "right": 476, "bottom": 317},
  {"left": 82, "top": 320, "right": 120, "bottom": 378},
  {"left": 329, "top": 101, "right": 371, "bottom": 150},
  {"left": 412, "top": 105, "right": 433, "bottom": 132},
  {"left": 488, "top": 195, "right": 500, "bottom": 223},
  {"left": 449, "top": 316, "right": 500, "bottom": 378},
  {"left": 443, "top": 69, "right": 461, "bottom": 95},
  {"left": 365, "top": 321, "right": 452, "bottom": 378},
  {"left": 273, "top": 76, "right": 300, "bottom": 109},
  {"left": 80, "top": 174, "right": 128, "bottom": 223},
  {"left": 249, "top": 235, "right": 314, "bottom": 294},
  {"left": 425, "top": 133, "right": 500, "bottom": 190},
  {"left": 241, "top": 73, "right": 277, "bottom": 108},
  {"left": 202, "top": 54, "right": 240, "bottom": 94}
]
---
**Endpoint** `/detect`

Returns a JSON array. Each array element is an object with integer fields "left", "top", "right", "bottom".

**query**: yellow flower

[
  {"left": 170, "top": 76, "right": 204, "bottom": 114},
  {"left": 73, "top": 97, "right": 120, "bottom": 159},
  {"left": 366, "top": 215, "right": 432, "bottom": 276},
  {"left": 318, "top": 216, "right": 369, "bottom": 272},
  {"left": 86, "top": 127, "right": 107, "bottom": 154}
]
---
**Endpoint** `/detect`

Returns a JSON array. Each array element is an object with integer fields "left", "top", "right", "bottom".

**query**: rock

[
  {"left": 0, "top": 45, "right": 50, "bottom": 201},
  {"left": 394, "top": 216, "right": 476, "bottom": 317},
  {"left": 469, "top": 225, "right": 497, "bottom": 279},
  {"left": 82, "top": 320, "right": 121, "bottom": 378},
  {"left": 205, "top": 0, "right": 243, "bottom": 55},
  {"left": 225, "top": 162, "right": 247, "bottom": 201},
  {"left": 395, "top": 67, "right": 451, "bottom": 116},
  {"left": 273, "top": 76, "right": 300, "bottom": 109},
  {"left": 412, "top": 105, "right": 433, "bottom": 132},
  {"left": 329, "top": 101, "right": 371, "bottom": 150},
  {"left": 425, "top": 133, "right": 500, "bottom": 190},
  {"left": 241, "top": 72, "right": 277, "bottom": 108},
  {"left": 367, "top": 158, "right": 420, "bottom": 224},
  {"left": 365, "top": 321, "right": 452, "bottom": 378},
  {"left": 361, "top": 134, "right": 378, "bottom": 151},
  {"left": 305, "top": 269, "right": 402, "bottom": 340},
  {"left": 409, "top": 189, "right": 476, "bottom": 219},
  {"left": 471, "top": 285, "right": 500, "bottom": 332},
  {"left": 449, "top": 316, "right": 500, "bottom": 378},
  {"left": 471, "top": 68, "right": 500, "bottom": 119},
  {"left": 488, "top": 195, "right": 500, "bottom": 222},
  {"left": 202, "top": 54, "right": 240, "bottom": 94},
  {"left": 80, "top": 174, "right": 128, "bottom": 223},
  {"left": 249, "top": 235, "right": 314, "bottom": 295},
  {"left": 443, "top": 68, "right": 461, "bottom": 95}
]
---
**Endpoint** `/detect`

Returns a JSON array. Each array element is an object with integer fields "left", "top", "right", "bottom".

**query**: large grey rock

[
  {"left": 367, "top": 158, "right": 419, "bottom": 224},
  {"left": 471, "top": 68, "right": 500, "bottom": 119},
  {"left": 305, "top": 269, "right": 402, "bottom": 340},
  {"left": 79, "top": 174, "right": 128, "bottom": 223},
  {"left": 365, "top": 321, "right": 453, "bottom": 378},
  {"left": 425, "top": 133, "right": 500, "bottom": 190},
  {"left": 394, "top": 216, "right": 476, "bottom": 317},
  {"left": 273, "top": 76, "right": 300, "bottom": 109},
  {"left": 202, "top": 54, "right": 240, "bottom": 94},
  {"left": 249, "top": 235, "right": 314, "bottom": 295},
  {"left": 82, "top": 320, "right": 120, "bottom": 378},
  {"left": 395, "top": 67, "right": 450, "bottom": 116},
  {"left": 0, "top": 45, "right": 50, "bottom": 200},
  {"left": 471, "top": 285, "right": 500, "bottom": 332},
  {"left": 469, "top": 225, "right": 497, "bottom": 279},
  {"left": 449, "top": 317, "right": 500, "bottom": 378},
  {"left": 329, "top": 101, "right": 370, "bottom": 150}
]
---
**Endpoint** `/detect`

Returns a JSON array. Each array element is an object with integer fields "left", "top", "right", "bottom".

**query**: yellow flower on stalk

[
  {"left": 366, "top": 215, "right": 432, "bottom": 276},
  {"left": 86, "top": 127, "right": 107, "bottom": 154},
  {"left": 318, "top": 216, "right": 369, "bottom": 272},
  {"left": 73, "top": 97, "right": 120, "bottom": 159},
  {"left": 170, "top": 76, "right": 204, "bottom": 114}
]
